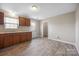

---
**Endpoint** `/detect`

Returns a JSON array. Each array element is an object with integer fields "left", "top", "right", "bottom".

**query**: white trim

[{"left": 49, "top": 39, "right": 75, "bottom": 46}]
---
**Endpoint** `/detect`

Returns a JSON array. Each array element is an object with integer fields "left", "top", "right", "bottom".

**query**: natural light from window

[{"left": 4, "top": 17, "right": 19, "bottom": 29}]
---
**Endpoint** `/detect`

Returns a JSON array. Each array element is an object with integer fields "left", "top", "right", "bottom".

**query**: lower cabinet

[
  {"left": 19, "top": 32, "right": 32, "bottom": 42},
  {"left": 19, "top": 33, "right": 27, "bottom": 42},
  {"left": 4, "top": 33, "right": 14, "bottom": 47},
  {"left": 26, "top": 32, "right": 32, "bottom": 41},
  {"left": 0, "top": 32, "right": 32, "bottom": 49},
  {"left": 13, "top": 33, "right": 20, "bottom": 44},
  {"left": 4, "top": 34, "right": 11, "bottom": 47},
  {"left": 0, "top": 34, "right": 4, "bottom": 48}
]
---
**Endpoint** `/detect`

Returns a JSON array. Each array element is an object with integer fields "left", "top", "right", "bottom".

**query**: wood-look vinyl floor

[{"left": 0, "top": 37, "right": 79, "bottom": 56}]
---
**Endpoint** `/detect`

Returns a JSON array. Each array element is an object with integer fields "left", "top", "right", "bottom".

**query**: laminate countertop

[{"left": 0, "top": 31, "right": 32, "bottom": 34}]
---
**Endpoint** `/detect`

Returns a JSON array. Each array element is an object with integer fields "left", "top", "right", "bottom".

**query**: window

[{"left": 4, "top": 17, "right": 19, "bottom": 29}]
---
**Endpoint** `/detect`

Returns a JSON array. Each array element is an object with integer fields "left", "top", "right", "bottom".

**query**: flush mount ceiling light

[{"left": 31, "top": 5, "right": 38, "bottom": 11}]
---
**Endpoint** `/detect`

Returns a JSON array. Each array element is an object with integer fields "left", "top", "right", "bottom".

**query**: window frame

[{"left": 4, "top": 17, "right": 19, "bottom": 29}]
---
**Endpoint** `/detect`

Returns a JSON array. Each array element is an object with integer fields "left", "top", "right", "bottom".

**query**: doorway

[{"left": 43, "top": 22, "right": 48, "bottom": 37}]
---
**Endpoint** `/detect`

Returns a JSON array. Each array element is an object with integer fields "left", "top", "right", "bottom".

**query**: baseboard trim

[{"left": 49, "top": 39, "right": 75, "bottom": 46}]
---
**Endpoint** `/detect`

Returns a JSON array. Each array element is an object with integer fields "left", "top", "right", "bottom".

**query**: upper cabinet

[
  {"left": 19, "top": 17, "right": 26, "bottom": 26},
  {"left": 0, "top": 12, "right": 4, "bottom": 24},
  {"left": 0, "top": 12, "right": 31, "bottom": 26},
  {"left": 26, "top": 18, "right": 30, "bottom": 26},
  {"left": 19, "top": 17, "right": 30, "bottom": 26}
]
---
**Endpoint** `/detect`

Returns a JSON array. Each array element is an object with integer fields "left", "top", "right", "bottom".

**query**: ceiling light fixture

[{"left": 31, "top": 5, "right": 38, "bottom": 11}]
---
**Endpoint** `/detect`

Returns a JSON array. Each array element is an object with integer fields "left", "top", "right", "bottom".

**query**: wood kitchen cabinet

[
  {"left": 19, "top": 17, "right": 30, "bottom": 26},
  {"left": 3, "top": 33, "right": 13, "bottom": 47},
  {"left": 4, "top": 33, "right": 20, "bottom": 47},
  {"left": 13, "top": 33, "right": 20, "bottom": 44},
  {"left": 0, "top": 32, "right": 32, "bottom": 49},
  {"left": 26, "top": 18, "right": 30, "bottom": 26},
  {"left": 19, "top": 17, "right": 26, "bottom": 26},
  {"left": 0, "top": 34, "right": 4, "bottom": 48},
  {"left": 0, "top": 12, "right": 4, "bottom": 24},
  {"left": 19, "top": 33, "right": 27, "bottom": 42},
  {"left": 26, "top": 32, "right": 32, "bottom": 41},
  {"left": 19, "top": 32, "right": 32, "bottom": 42},
  {"left": 8, "top": 33, "right": 14, "bottom": 46}
]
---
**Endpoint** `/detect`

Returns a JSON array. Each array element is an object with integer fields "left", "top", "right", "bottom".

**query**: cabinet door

[
  {"left": 4, "top": 33, "right": 14, "bottom": 47},
  {"left": 26, "top": 32, "right": 32, "bottom": 41},
  {"left": 4, "top": 34, "right": 11, "bottom": 47},
  {"left": 28, "top": 32, "right": 32, "bottom": 40},
  {"left": 0, "top": 12, "right": 4, "bottom": 24},
  {"left": 0, "top": 34, "right": 4, "bottom": 48},
  {"left": 28, "top": 18, "right": 30, "bottom": 26},
  {"left": 19, "top": 17, "right": 26, "bottom": 26},
  {"left": 13, "top": 33, "right": 20, "bottom": 44},
  {"left": 26, "top": 18, "right": 30, "bottom": 26},
  {"left": 20, "top": 33, "right": 26, "bottom": 42},
  {"left": 9, "top": 33, "right": 14, "bottom": 45},
  {"left": 19, "top": 17, "right": 30, "bottom": 26}
]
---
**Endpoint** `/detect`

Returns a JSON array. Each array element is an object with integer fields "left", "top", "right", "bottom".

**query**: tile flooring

[{"left": 0, "top": 37, "right": 78, "bottom": 56}]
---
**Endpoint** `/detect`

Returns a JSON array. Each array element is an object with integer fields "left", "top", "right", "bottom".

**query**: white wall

[
  {"left": 41, "top": 12, "right": 75, "bottom": 44},
  {"left": 75, "top": 5, "right": 79, "bottom": 53},
  {"left": 31, "top": 19, "right": 40, "bottom": 38}
]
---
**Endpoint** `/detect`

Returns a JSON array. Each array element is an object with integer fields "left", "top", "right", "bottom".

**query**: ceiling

[{"left": 0, "top": 3, "right": 78, "bottom": 20}]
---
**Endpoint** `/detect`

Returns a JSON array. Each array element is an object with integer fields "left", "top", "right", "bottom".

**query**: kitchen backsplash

[{"left": 0, "top": 25, "right": 31, "bottom": 32}]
